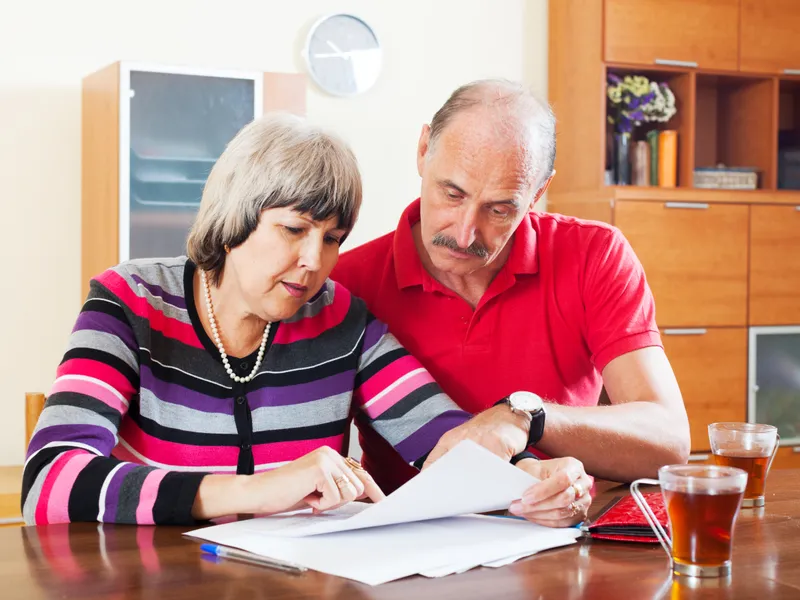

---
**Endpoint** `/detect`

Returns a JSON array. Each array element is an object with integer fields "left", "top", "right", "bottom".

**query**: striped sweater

[{"left": 23, "top": 257, "right": 471, "bottom": 525}]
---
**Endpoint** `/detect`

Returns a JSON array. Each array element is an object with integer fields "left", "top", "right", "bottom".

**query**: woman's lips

[{"left": 281, "top": 282, "right": 308, "bottom": 298}]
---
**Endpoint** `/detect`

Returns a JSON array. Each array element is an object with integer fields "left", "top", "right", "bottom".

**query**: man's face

[{"left": 415, "top": 112, "right": 544, "bottom": 277}]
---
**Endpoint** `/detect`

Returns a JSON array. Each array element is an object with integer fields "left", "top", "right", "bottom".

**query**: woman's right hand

[{"left": 193, "top": 447, "right": 385, "bottom": 520}]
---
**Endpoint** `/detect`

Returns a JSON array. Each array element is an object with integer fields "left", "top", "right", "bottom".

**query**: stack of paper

[{"left": 185, "top": 441, "right": 581, "bottom": 585}]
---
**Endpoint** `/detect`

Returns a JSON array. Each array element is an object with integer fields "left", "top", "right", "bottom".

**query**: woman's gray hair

[
  {"left": 428, "top": 79, "right": 556, "bottom": 189},
  {"left": 187, "top": 112, "right": 362, "bottom": 285}
]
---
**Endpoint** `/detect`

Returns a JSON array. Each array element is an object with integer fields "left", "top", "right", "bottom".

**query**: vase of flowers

[{"left": 607, "top": 74, "right": 677, "bottom": 185}]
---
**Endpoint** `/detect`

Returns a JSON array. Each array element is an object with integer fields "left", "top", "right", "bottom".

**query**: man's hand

[
  {"left": 422, "top": 404, "right": 530, "bottom": 468},
  {"left": 509, "top": 457, "right": 594, "bottom": 527}
]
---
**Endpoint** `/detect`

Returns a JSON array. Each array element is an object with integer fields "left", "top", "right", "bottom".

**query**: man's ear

[
  {"left": 529, "top": 170, "right": 555, "bottom": 211},
  {"left": 417, "top": 124, "right": 432, "bottom": 177}
]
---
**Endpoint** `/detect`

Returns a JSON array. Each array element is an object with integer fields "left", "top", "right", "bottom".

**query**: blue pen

[{"left": 200, "top": 543, "right": 307, "bottom": 574}]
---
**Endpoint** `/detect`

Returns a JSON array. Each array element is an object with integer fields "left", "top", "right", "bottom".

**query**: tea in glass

[
  {"left": 709, "top": 423, "right": 779, "bottom": 508},
  {"left": 631, "top": 465, "right": 747, "bottom": 578}
]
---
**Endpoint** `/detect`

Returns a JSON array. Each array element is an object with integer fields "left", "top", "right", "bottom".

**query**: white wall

[{"left": 0, "top": 0, "right": 548, "bottom": 464}]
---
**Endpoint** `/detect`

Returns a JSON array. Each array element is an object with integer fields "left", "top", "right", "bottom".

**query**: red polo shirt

[{"left": 332, "top": 199, "right": 662, "bottom": 493}]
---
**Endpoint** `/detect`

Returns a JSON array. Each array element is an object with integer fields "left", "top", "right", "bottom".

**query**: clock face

[{"left": 305, "top": 14, "right": 382, "bottom": 97}]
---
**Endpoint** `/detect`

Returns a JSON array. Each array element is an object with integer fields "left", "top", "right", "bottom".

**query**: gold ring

[
  {"left": 571, "top": 482, "right": 585, "bottom": 499},
  {"left": 345, "top": 457, "right": 365, "bottom": 472},
  {"left": 334, "top": 475, "right": 350, "bottom": 488}
]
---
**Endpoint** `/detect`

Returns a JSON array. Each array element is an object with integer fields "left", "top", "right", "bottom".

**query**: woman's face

[{"left": 223, "top": 207, "right": 348, "bottom": 322}]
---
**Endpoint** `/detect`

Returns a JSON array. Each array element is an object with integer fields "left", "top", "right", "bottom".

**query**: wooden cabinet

[
  {"left": 750, "top": 205, "right": 800, "bottom": 325},
  {"left": 771, "top": 447, "right": 800, "bottom": 470},
  {"left": 741, "top": 0, "right": 800, "bottom": 74},
  {"left": 615, "top": 201, "right": 749, "bottom": 327},
  {"left": 662, "top": 328, "right": 747, "bottom": 452},
  {"left": 604, "top": 0, "right": 739, "bottom": 70}
]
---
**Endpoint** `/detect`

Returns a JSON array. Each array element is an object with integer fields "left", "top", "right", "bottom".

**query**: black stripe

[
  {"left": 60, "top": 347, "right": 139, "bottom": 390},
  {"left": 373, "top": 382, "right": 442, "bottom": 421},
  {"left": 46, "top": 392, "right": 124, "bottom": 430},
  {"left": 152, "top": 471, "right": 208, "bottom": 525},
  {"left": 68, "top": 455, "right": 124, "bottom": 522},
  {"left": 126, "top": 400, "right": 349, "bottom": 446},
  {"left": 21, "top": 446, "right": 66, "bottom": 508},
  {"left": 82, "top": 294, "right": 130, "bottom": 324},
  {"left": 355, "top": 347, "right": 408, "bottom": 389}
]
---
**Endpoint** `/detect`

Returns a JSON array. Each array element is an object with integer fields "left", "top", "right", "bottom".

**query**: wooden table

[{"left": 1, "top": 472, "right": 800, "bottom": 599}]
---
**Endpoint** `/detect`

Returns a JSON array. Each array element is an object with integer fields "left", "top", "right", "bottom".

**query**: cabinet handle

[
  {"left": 655, "top": 59, "right": 698, "bottom": 68},
  {"left": 688, "top": 454, "right": 710, "bottom": 462},
  {"left": 663, "top": 328, "right": 707, "bottom": 336},
  {"left": 794, "top": 447, "right": 800, "bottom": 454},
  {"left": 784, "top": 69, "right": 800, "bottom": 76},
  {"left": 665, "top": 202, "right": 709, "bottom": 210},
  {"left": 795, "top": 206, "right": 800, "bottom": 211}
]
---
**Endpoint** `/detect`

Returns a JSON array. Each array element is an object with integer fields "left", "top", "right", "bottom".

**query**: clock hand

[{"left": 326, "top": 40, "right": 349, "bottom": 59}]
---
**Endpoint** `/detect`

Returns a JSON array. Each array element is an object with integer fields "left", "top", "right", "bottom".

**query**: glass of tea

[
  {"left": 708, "top": 422, "right": 779, "bottom": 508},
  {"left": 631, "top": 465, "right": 747, "bottom": 578}
]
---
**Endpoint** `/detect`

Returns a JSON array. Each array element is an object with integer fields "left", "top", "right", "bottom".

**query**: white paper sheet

[
  {"left": 184, "top": 440, "right": 579, "bottom": 585},
  {"left": 255, "top": 440, "right": 539, "bottom": 537}
]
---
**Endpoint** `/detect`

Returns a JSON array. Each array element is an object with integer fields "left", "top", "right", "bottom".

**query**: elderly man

[{"left": 332, "top": 79, "right": 691, "bottom": 519}]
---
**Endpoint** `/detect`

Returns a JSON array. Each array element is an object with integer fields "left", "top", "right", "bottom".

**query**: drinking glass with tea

[
  {"left": 631, "top": 465, "right": 747, "bottom": 578},
  {"left": 708, "top": 423, "right": 779, "bottom": 508}
]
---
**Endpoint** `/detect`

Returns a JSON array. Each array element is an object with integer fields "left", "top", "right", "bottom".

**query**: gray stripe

[
  {"left": 359, "top": 332, "right": 404, "bottom": 371},
  {"left": 23, "top": 460, "right": 55, "bottom": 524},
  {"left": 369, "top": 392, "right": 457, "bottom": 446},
  {"left": 38, "top": 405, "right": 120, "bottom": 438},
  {"left": 251, "top": 393, "right": 352, "bottom": 431},
  {"left": 115, "top": 465, "right": 156, "bottom": 524},
  {"left": 67, "top": 329, "right": 138, "bottom": 370},
  {"left": 115, "top": 259, "right": 192, "bottom": 323},
  {"left": 138, "top": 387, "right": 352, "bottom": 434}
]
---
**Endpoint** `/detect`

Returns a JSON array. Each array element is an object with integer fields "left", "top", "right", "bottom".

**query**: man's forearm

[{"left": 537, "top": 401, "right": 690, "bottom": 482}]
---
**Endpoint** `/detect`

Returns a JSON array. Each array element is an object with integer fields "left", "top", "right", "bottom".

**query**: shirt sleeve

[
  {"left": 583, "top": 227, "right": 663, "bottom": 372},
  {"left": 21, "top": 272, "right": 206, "bottom": 526},
  {"left": 352, "top": 313, "right": 472, "bottom": 464}
]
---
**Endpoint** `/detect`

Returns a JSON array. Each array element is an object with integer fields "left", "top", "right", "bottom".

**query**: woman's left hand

[{"left": 508, "top": 457, "right": 593, "bottom": 527}]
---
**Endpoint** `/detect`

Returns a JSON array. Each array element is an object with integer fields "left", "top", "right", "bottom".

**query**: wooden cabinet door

[
  {"left": 615, "top": 201, "right": 749, "bottom": 327},
  {"left": 750, "top": 205, "right": 800, "bottom": 325},
  {"left": 741, "top": 0, "right": 800, "bottom": 74},
  {"left": 604, "top": 0, "right": 739, "bottom": 70},
  {"left": 662, "top": 328, "right": 747, "bottom": 452}
]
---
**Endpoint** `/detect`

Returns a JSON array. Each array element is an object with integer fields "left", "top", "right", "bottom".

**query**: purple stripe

[
  {"left": 73, "top": 310, "right": 137, "bottom": 352},
  {"left": 362, "top": 319, "right": 387, "bottom": 355},
  {"left": 27, "top": 423, "right": 116, "bottom": 458},
  {"left": 103, "top": 463, "right": 137, "bottom": 522},
  {"left": 392, "top": 410, "right": 472, "bottom": 462},
  {"left": 140, "top": 366, "right": 356, "bottom": 412},
  {"left": 130, "top": 274, "right": 187, "bottom": 310}
]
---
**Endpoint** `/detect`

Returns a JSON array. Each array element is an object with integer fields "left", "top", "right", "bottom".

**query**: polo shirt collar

[{"left": 393, "top": 198, "right": 539, "bottom": 291}]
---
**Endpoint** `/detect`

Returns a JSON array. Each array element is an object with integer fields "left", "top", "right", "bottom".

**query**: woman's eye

[
  {"left": 284, "top": 226, "right": 304, "bottom": 235},
  {"left": 324, "top": 235, "right": 342, "bottom": 246}
]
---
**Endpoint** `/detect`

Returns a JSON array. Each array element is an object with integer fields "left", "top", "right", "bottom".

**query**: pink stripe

[
  {"left": 97, "top": 270, "right": 202, "bottom": 349},
  {"left": 49, "top": 377, "right": 128, "bottom": 414},
  {"left": 354, "top": 354, "right": 423, "bottom": 406},
  {"left": 120, "top": 419, "right": 344, "bottom": 469},
  {"left": 361, "top": 370, "right": 436, "bottom": 419},
  {"left": 35, "top": 451, "right": 76, "bottom": 525},
  {"left": 111, "top": 444, "right": 144, "bottom": 465},
  {"left": 135, "top": 470, "right": 168, "bottom": 525},
  {"left": 274, "top": 282, "right": 351, "bottom": 345},
  {"left": 56, "top": 358, "right": 135, "bottom": 399},
  {"left": 45, "top": 452, "right": 96, "bottom": 524}
]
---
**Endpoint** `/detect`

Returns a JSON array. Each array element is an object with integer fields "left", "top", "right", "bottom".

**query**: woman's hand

[
  {"left": 192, "top": 447, "right": 385, "bottom": 520},
  {"left": 508, "top": 457, "right": 593, "bottom": 527}
]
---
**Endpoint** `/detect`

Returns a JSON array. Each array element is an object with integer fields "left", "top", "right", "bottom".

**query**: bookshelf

[{"left": 548, "top": 0, "right": 800, "bottom": 464}]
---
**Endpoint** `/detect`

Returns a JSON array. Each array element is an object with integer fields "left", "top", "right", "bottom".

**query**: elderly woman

[{"left": 22, "top": 114, "right": 541, "bottom": 526}]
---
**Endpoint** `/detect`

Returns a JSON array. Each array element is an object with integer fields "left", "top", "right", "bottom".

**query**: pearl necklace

[{"left": 200, "top": 269, "right": 270, "bottom": 384}]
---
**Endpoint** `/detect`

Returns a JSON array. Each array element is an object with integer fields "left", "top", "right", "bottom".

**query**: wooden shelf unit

[{"left": 549, "top": 0, "right": 800, "bottom": 464}]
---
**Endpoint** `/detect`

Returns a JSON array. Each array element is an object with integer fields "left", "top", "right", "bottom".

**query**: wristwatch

[{"left": 496, "top": 391, "right": 546, "bottom": 447}]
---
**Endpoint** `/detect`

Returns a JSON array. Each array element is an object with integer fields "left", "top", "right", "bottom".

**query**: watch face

[
  {"left": 305, "top": 14, "right": 382, "bottom": 97},
  {"left": 509, "top": 391, "right": 544, "bottom": 413}
]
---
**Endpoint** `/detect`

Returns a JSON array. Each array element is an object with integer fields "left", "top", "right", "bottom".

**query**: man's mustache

[{"left": 432, "top": 233, "right": 489, "bottom": 258}]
